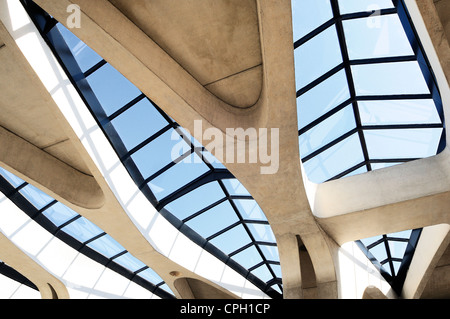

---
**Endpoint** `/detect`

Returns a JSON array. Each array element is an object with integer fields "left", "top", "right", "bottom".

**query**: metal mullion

[
  {"left": 38, "top": 199, "right": 58, "bottom": 213},
  {"left": 181, "top": 197, "right": 228, "bottom": 223},
  {"left": 16, "top": 182, "right": 28, "bottom": 192},
  {"left": 390, "top": 258, "right": 403, "bottom": 263},
  {"left": 30, "top": 199, "right": 58, "bottom": 219},
  {"left": 229, "top": 195, "right": 254, "bottom": 200},
  {"left": 366, "top": 238, "right": 386, "bottom": 250},
  {"left": 172, "top": 125, "right": 215, "bottom": 171},
  {"left": 247, "top": 258, "right": 280, "bottom": 273},
  {"left": 301, "top": 128, "right": 358, "bottom": 163},
  {"left": 369, "top": 158, "right": 418, "bottom": 163},
  {"left": 228, "top": 241, "right": 277, "bottom": 259},
  {"left": 356, "top": 93, "right": 432, "bottom": 101},
  {"left": 331, "top": 0, "right": 372, "bottom": 172},
  {"left": 296, "top": 62, "right": 345, "bottom": 97},
  {"left": 349, "top": 55, "right": 416, "bottom": 66},
  {"left": 123, "top": 124, "right": 172, "bottom": 159},
  {"left": 134, "top": 266, "right": 149, "bottom": 275},
  {"left": 294, "top": 17, "right": 336, "bottom": 48},
  {"left": 297, "top": 95, "right": 439, "bottom": 137},
  {"left": 382, "top": 235, "right": 396, "bottom": 276},
  {"left": 109, "top": 250, "right": 128, "bottom": 262},
  {"left": 57, "top": 214, "right": 82, "bottom": 230},
  {"left": 218, "top": 180, "right": 279, "bottom": 282},
  {"left": 293, "top": 8, "right": 397, "bottom": 49},
  {"left": 228, "top": 241, "right": 254, "bottom": 257},
  {"left": 363, "top": 123, "right": 443, "bottom": 130},
  {"left": 242, "top": 219, "right": 270, "bottom": 226},
  {"left": 42, "top": 16, "right": 58, "bottom": 35},
  {"left": 155, "top": 169, "right": 234, "bottom": 211},
  {"left": 206, "top": 220, "right": 242, "bottom": 241},
  {"left": 298, "top": 97, "right": 353, "bottom": 136},
  {"left": 83, "top": 59, "right": 107, "bottom": 78},
  {"left": 385, "top": 237, "right": 410, "bottom": 243},
  {"left": 248, "top": 261, "right": 266, "bottom": 272},
  {"left": 83, "top": 232, "right": 107, "bottom": 245},
  {"left": 141, "top": 148, "right": 194, "bottom": 186},
  {"left": 340, "top": 7, "right": 398, "bottom": 22},
  {"left": 395, "top": 0, "right": 444, "bottom": 122},
  {"left": 107, "top": 93, "right": 146, "bottom": 122},
  {"left": 326, "top": 161, "right": 367, "bottom": 182}
]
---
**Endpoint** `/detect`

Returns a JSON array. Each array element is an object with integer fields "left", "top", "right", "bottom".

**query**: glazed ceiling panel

[
  {"left": 292, "top": 0, "right": 445, "bottom": 294},
  {"left": 0, "top": 21, "right": 91, "bottom": 175},
  {"left": 21, "top": 0, "right": 282, "bottom": 298}
]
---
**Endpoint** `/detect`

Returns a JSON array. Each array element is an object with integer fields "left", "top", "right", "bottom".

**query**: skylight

[
  {"left": 292, "top": 0, "right": 445, "bottom": 183},
  {"left": 292, "top": 0, "right": 444, "bottom": 294},
  {"left": 0, "top": 167, "right": 174, "bottom": 298},
  {"left": 22, "top": 1, "right": 282, "bottom": 298}
]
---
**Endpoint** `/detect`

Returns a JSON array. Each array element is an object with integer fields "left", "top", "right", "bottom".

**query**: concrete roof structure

[{"left": 0, "top": 0, "right": 449, "bottom": 300}]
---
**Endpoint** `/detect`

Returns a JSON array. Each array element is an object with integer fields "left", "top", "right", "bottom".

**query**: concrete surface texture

[{"left": 0, "top": 0, "right": 449, "bottom": 299}]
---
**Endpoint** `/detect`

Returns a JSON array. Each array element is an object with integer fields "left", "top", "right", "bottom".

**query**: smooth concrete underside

[
  {"left": 0, "top": 0, "right": 449, "bottom": 299},
  {"left": 108, "top": 0, "right": 263, "bottom": 109}
]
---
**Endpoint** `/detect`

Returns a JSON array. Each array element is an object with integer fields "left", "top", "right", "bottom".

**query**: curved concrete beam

[
  {"left": 306, "top": 0, "right": 450, "bottom": 244},
  {"left": 0, "top": 17, "right": 104, "bottom": 210},
  {"left": 402, "top": 224, "right": 450, "bottom": 299},
  {"left": 33, "top": 0, "right": 338, "bottom": 298},
  {"left": 0, "top": 125, "right": 105, "bottom": 210},
  {"left": 0, "top": 232, "right": 69, "bottom": 299}
]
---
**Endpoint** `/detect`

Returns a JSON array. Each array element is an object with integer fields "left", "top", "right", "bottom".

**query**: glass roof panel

[
  {"left": 165, "top": 181, "right": 225, "bottom": 221},
  {"left": 270, "top": 264, "right": 282, "bottom": 279},
  {"left": 294, "top": 25, "right": 342, "bottom": 90},
  {"left": 42, "top": 202, "right": 78, "bottom": 227},
  {"left": 185, "top": 201, "right": 240, "bottom": 239},
  {"left": 221, "top": 179, "right": 251, "bottom": 196},
  {"left": 338, "top": 0, "right": 394, "bottom": 14},
  {"left": 0, "top": 167, "right": 25, "bottom": 187},
  {"left": 113, "top": 252, "right": 146, "bottom": 272},
  {"left": 299, "top": 105, "right": 356, "bottom": 157},
  {"left": 86, "top": 63, "right": 142, "bottom": 116},
  {"left": 232, "top": 245, "right": 263, "bottom": 269},
  {"left": 0, "top": 166, "right": 173, "bottom": 297},
  {"left": 19, "top": 184, "right": 54, "bottom": 209},
  {"left": 369, "top": 241, "right": 388, "bottom": 263},
  {"left": 246, "top": 223, "right": 276, "bottom": 243},
  {"left": 60, "top": 216, "right": 103, "bottom": 242},
  {"left": 351, "top": 61, "right": 430, "bottom": 96},
  {"left": 291, "top": 0, "right": 333, "bottom": 40},
  {"left": 251, "top": 264, "right": 274, "bottom": 284},
  {"left": 210, "top": 225, "right": 252, "bottom": 255},
  {"left": 388, "top": 240, "right": 408, "bottom": 259},
  {"left": 201, "top": 151, "right": 226, "bottom": 169},
  {"left": 364, "top": 128, "right": 442, "bottom": 159},
  {"left": 131, "top": 128, "right": 183, "bottom": 180},
  {"left": 56, "top": 24, "right": 103, "bottom": 72},
  {"left": 343, "top": 14, "right": 413, "bottom": 60},
  {"left": 148, "top": 153, "right": 210, "bottom": 200},
  {"left": 297, "top": 69, "right": 350, "bottom": 130},
  {"left": 259, "top": 244, "right": 280, "bottom": 262},
  {"left": 358, "top": 99, "right": 441, "bottom": 125},
  {"left": 302, "top": 133, "right": 365, "bottom": 183},
  {"left": 233, "top": 199, "right": 267, "bottom": 221},
  {"left": 111, "top": 98, "right": 168, "bottom": 151},
  {"left": 86, "top": 234, "right": 126, "bottom": 259}
]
